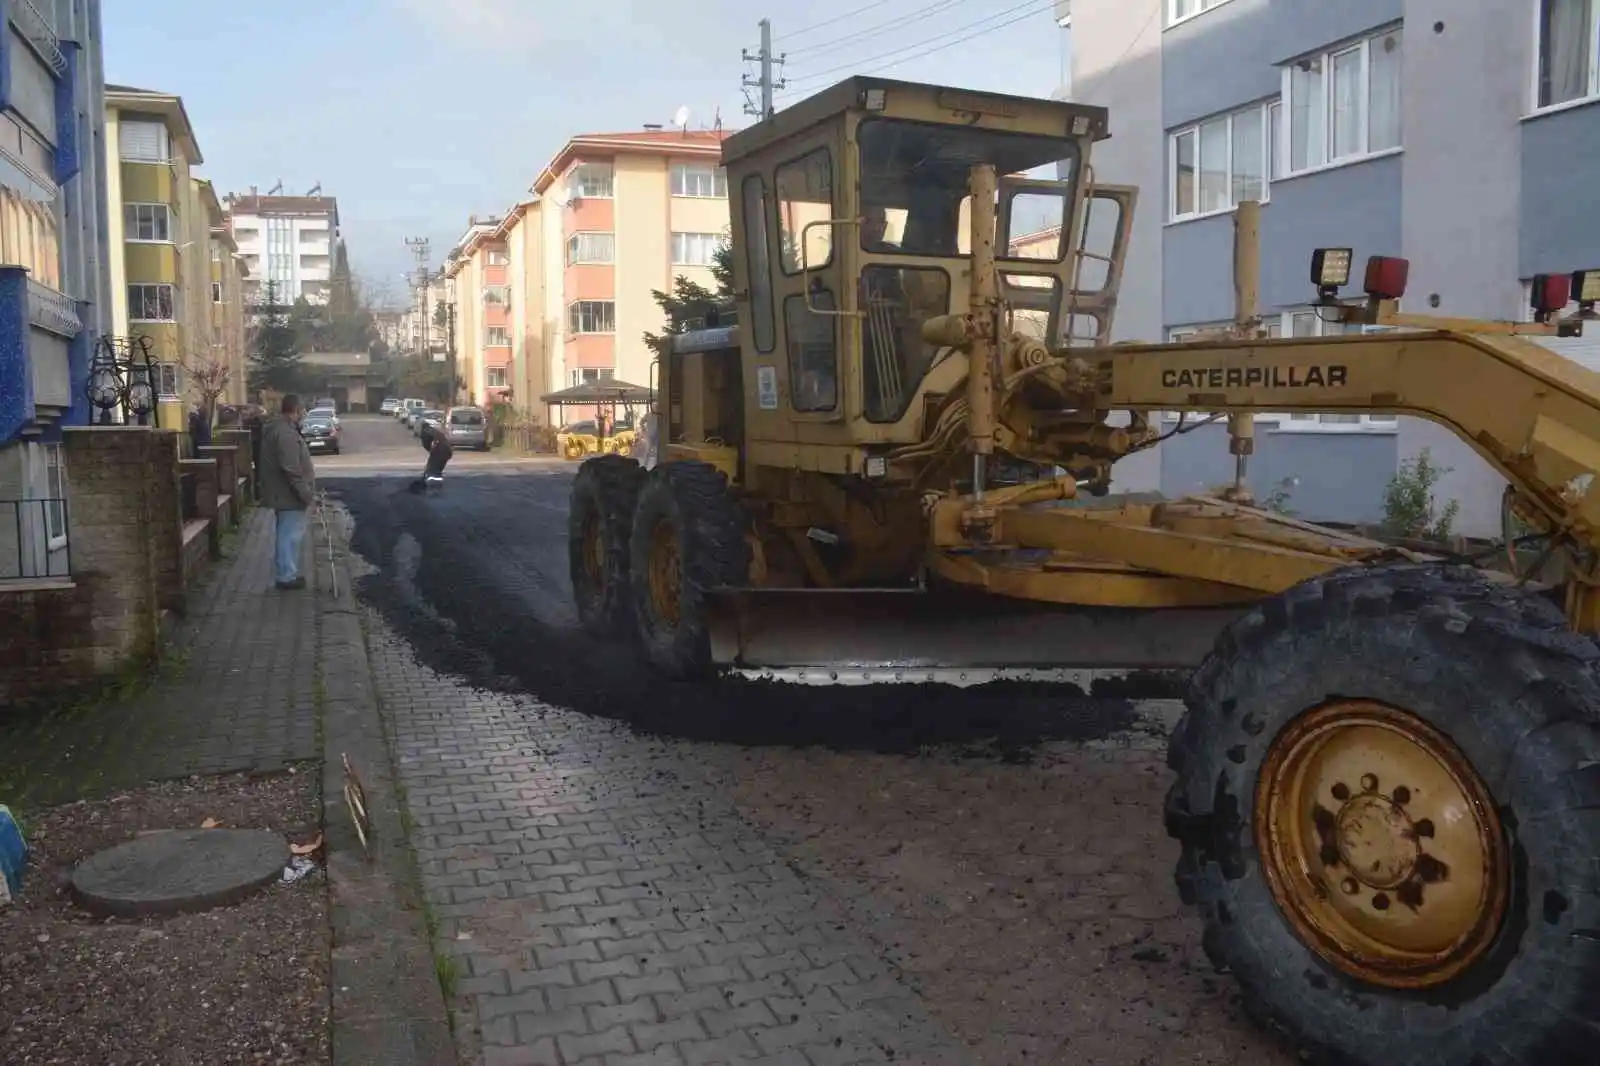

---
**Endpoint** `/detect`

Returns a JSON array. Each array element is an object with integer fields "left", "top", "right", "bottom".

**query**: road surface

[{"left": 321, "top": 415, "right": 1296, "bottom": 1066}]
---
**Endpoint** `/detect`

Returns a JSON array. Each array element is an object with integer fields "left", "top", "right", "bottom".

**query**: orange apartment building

[{"left": 446, "top": 128, "right": 731, "bottom": 425}]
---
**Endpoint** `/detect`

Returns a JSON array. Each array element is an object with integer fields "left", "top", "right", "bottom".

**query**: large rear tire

[
  {"left": 568, "top": 454, "right": 644, "bottom": 636},
  {"left": 1165, "top": 563, "right": 1600, "bottom": 1066},
  {"left": 628, "top": 462, "right": 749, "bottom": 680}
]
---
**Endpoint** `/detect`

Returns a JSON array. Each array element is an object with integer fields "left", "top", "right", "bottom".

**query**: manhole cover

[{"left": 72, "top": 828, "right": 289, "bottom": 918}]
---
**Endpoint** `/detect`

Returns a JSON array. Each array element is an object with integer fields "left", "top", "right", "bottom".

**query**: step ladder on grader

[{"left": 567, "top": 76, "right": 1600, "bottom": 1066}]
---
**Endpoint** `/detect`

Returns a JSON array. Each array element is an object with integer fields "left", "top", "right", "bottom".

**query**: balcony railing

[
  {"left": 11, "top": 0, "right": 67, "bottom": 75},
  {"left": 26, "top": 279, "right": 81, "bottom": 338},
  {"left": 0, "top": 498, "right": 70, "bottom": 581}
]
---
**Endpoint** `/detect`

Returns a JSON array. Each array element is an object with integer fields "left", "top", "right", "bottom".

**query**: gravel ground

[{"left": 0, "top": 770, "right": 330, "bottom": 1066}]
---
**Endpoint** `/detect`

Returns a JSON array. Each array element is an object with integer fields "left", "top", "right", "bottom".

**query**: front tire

[
  {"left": 1165, "top": 564, "right": 1600, "bottom": 1066},
  {"left": 627, "top": 462, "right": 748, "bottom": 680},
  {"left": 567, "top": 454, "right": 643, "bottom": 635}
]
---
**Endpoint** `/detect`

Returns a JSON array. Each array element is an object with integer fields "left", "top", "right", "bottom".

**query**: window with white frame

[
  {"left": 44, "top": 443, "right": 65, "bottom": 548},
  {"left": 568, "top": 300, "right": 615, "bottom": 334},
  {"left": 128, "top": 283, "right": 175, "bottom": 321},
  {"left": 485, "top": 326, "right": 511, "bottom": 346},
  {"left": 485, "top": 248, "right": 509, "bottom": 266},
  {"left": 156, "top": 362, "right": 182, "bottom": 398},
  {"left": 487, "top": 366, "right": 508, "bottom": 388},
  {"left": 1283, "top": 27, "right": 1403, "bottom": 175},
  {"left": 483, "top": 284, "right": 512, "bottom": 304},
  {"left": 123, "top": 203, "right": 170, "bottom": 242},
  {"left": 1170, "top": 101, "right": 1273, "bottom": 221},
  {"left": 671, "top": 231, "right": 722, "bottom": 266},
  {"left": 118, "top": 119, "right": 170, "bottom": 163},
  {"left": 1537, "top": 0, "right": 1600, "bottom": 109},
  {"left": 569, "top": 163, "right": 614, "bottom": 199},
  {"left": 1168, "top": 0, "right": 1235, "bottom": 26},
  {"left": 566, "top": 232, "right": 615, "bottom": 264},
  {"left": 671, "top": 164, "right": 728, "bottom": 198},
  {"left": 568, "top": 366, "right": 616, "bottom": 387}
]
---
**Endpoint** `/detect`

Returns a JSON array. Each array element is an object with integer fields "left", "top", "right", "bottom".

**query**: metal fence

[{"left": 0, "top": 497, "right": 70, "bottom": 581}]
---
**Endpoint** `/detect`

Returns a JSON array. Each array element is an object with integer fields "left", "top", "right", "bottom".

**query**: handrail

[
  {"left": 12, "top": 0, "right": 67, "bottom": 75},
  {"left": 26, "top": 279, "right": 82, "bottom": 337}
]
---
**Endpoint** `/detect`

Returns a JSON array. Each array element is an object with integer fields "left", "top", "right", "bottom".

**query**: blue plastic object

[{"left": 0, "top": 805, "right": 27, "bottom": 904}]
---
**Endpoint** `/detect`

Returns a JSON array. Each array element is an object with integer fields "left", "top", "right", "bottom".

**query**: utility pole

[
  {"left": 404, "top": 237, "right": 430, "bottom": 359},
  {"left": 742, "top": 18, "right": 785, "bottom": 120},
  {"left": 444, "top": 299, "right": 458, "bottom": 405}
]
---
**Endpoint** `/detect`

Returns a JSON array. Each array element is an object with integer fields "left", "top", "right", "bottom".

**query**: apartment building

[
  {"left": 106, "top": 86, "right": 250, "bottom": 432},
  {"left": 443, "top": 214, "right": 507, "bottom": 404},
  {"left": 1068, "top": 0, "right": 1600, "bottom": 534},
  {"left": 224, "top": 189, "right": 340, "bottom": 306},
  {"left": 0, "top": 0, "right": 111, "bottom": 581}
]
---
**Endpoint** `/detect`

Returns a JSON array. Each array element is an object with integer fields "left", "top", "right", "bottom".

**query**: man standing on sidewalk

[{"left": 260, "top": 393, "right": 316, "bottom": 590}]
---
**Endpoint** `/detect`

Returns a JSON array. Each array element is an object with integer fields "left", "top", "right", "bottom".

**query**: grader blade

[{"left": 705, "top": 587, "right": 1246, "bottom": 685}]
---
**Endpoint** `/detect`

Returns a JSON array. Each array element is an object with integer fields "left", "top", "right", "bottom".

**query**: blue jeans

[{"left": 274, "top": 507, "right": 308, "bottom": 585}]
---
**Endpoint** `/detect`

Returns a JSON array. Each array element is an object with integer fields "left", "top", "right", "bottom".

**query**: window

[
  {"left": 123, "top": 203, "right": 170, "bottom": 242},
  {"left": 566, "top": 232, "right": 614, "bottom": 264},
  {"left": 1167, "top": 0, "right": 1234, "bottom": 26},
  {"left": 741, "top": 175, "right": 777, "bottom": 353},
  {"left": 1283, "top": 28, "right": 1403, "bottom": 176},
  {"left": 671, "top": 164, "right": 728, "bottom": 198},
  {"left": 568, "top": 366, "right": 616, "bottom": 387},
  {"left": 485, "top": 326, "right": 511, "bottom": 346},
  {"left": 128, "top": 283, "right": 175, "bottom": 321},
  {"left": 211, "top": 281, "right": 222, "bottom": 303},
  {"left": 785, "top": 292, "right": 838, "bottom": 412},
  {"left": 1170, "top": 101, "right": 1271, "bottom": 221},
  {"left": 568, "top": 163, "right": 614, "bottom": 199},
  {"left": 118, "top": 119, "right": 170, "bottom": 162},
  {"left": 486, "top": 248, "right": 509, "bottom": 266},
  {"left": 156, "top": 362, "right": 182, "bottom": 398},
  {"left": 671, "top": 231, "right": 722, "bottom": 266},
  {"left": 776, "top": 148, "right": 835, "bottom": 275},
  {"left": 568, "top": 300, "right": 615, "bottom": 334},
  {"left": 1538, "top": 0, "right": 1600, "bottom": 109},
  {"left": 486, "top": 367, "right": 508, "bottom": 388},
  {"left": 483, "top": 284, "right": 512, "bottom": 304},
  {"left": 43, "top": 444, "right": 65, "bottom": 548}
]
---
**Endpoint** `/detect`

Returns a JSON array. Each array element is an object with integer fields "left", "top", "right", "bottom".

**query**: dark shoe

[{"left": 276, "top": 577, "right": 306, "bottom": 590}]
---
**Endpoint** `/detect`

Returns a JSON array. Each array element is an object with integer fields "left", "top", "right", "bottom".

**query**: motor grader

[{"left": 566, "top": 76, "right": 1600, "bottom": 1066}]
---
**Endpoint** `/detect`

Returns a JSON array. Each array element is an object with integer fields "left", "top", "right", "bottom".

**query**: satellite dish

[{"left": 673, "top": 105, "right": 691, "bottom": 131}]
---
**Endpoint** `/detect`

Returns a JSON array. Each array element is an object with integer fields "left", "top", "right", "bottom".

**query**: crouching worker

[{"left": 410, "top": 433, "right": 454, "bottom": 493}]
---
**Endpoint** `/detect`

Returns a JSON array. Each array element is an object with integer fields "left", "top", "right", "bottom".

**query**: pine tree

[
  {"left": 643, "top": 240, "right": 736, "bottom": 360},
  {"left": 248, "top": 280, "right": 304, "bottom": 395}
]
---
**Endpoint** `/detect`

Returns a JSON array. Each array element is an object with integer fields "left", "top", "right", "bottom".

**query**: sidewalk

[{"left": 0, "top": 505, "right": 320, "bottom": 807}]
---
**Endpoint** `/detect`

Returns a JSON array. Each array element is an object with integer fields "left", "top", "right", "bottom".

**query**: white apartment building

[{"left": 223, "top": 189, "right": 340, "bottom": 305}]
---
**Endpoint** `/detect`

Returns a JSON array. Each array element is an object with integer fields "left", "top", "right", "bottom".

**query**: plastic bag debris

[
  {"left": 0, "top": 805, "right": 27, "bottom": 906},
  {"left": 280, "top": 855, "right": 317, "bottom": 884}
]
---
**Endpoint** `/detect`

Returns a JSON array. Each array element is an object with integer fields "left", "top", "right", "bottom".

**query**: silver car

[{"left": 443, "top": 406, "right": 489, "bottom": 451}]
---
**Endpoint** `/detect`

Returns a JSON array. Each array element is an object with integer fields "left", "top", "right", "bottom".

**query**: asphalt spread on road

[{"left": 329, "top": 473, "right": 1154, "bottom": 759}]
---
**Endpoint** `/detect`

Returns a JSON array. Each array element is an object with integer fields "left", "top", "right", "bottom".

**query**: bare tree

[{"left": 182, "top": 343, "right": 233, "bottom": 424}]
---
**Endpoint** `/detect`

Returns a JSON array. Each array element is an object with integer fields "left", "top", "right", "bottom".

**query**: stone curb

[{"left": 312, "top": 500, "right": 457, "bottom": 1066}]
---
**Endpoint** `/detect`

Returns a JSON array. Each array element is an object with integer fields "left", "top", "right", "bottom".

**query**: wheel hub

[{"left": 1255, "top": 700, "right": 1510, "bottom": 990}]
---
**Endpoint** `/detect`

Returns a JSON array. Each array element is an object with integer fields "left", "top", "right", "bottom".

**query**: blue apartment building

[
  {"left": 1066, "top": 0, "right": 1600, "bottom": 533},
  {"left": 0, "top": 0, "right": 110, "bottom": 580}
]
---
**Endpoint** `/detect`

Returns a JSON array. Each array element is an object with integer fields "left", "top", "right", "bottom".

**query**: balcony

[
  {"left": 0, "top": 267, "right": 83, "bottom": 443},
  {"left": 10, "top": 0, "right": 66, "bottom": 76},
  {"left": 28, "top": 277, "right": 80, "bottom": 338}
]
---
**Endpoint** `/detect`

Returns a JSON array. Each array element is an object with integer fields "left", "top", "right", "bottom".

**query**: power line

[
  {"left": 784, "top": 0, "right": 1055, "bottom": 87},
  {"left": 774, "top": 0, "right": 898, "bottom": 42},
  {"left": 785, "top": 0, "right": 971, "bottom": 57}
]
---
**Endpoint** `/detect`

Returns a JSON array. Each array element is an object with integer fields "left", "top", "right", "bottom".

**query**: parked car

[
  {"left": 443, "top": 406, "right": 489, "bottom": 451},
  {"left": 379, "top": 398, "right": 400, "bottom": 415},
  {"left": 415, "top": 410, "right": 444, "bottom": 444},
  {"left": 311, "top": 397, "right": 338, "bottom": 415},
  {"left": 302, "top": 410, "right": 341, "bottom": 454},
  {"left": 400, "top": 398, "right": 426, "bottom": 422}
]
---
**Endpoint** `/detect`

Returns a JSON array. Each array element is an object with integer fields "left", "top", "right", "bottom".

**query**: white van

[{"left": 400, "top": 398, "right": 426, "bottom": 423}]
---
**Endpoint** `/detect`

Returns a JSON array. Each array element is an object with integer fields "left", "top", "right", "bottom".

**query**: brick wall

[{"left": 0, "top": 427, "right": 186, "bottom": 706}]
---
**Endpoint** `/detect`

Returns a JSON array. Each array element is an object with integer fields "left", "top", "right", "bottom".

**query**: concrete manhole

[{"left": 71, "top": 828, "right": 290, "bottom": 919}]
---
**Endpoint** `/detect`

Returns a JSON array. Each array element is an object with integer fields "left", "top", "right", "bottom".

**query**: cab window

[{"left": 775, "top": 148, "right": 834, "bottom": 275}]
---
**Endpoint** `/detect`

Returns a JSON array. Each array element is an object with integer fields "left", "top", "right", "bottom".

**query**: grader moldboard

[{"left": 568, "top": 77, "right": 1600, "bottom": 1065}]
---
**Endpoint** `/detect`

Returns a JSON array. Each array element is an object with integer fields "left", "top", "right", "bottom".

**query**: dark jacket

[{"left": 259, "top": 415, "right": 316, "bottom": 510}]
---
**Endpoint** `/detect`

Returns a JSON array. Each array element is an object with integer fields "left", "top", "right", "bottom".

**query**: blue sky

[{"left": 102, "top": 0, "right": 1070, "bottom": 307}]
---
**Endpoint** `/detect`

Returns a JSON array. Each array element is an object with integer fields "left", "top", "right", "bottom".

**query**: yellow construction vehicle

[{"left": 566, "top": 77, "right": 1600, "bottom": 1066}]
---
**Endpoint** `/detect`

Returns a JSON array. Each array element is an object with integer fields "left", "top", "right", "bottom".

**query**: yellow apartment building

[
  {"left": 447, "top": 129, "right": 730, "bottom": 427},
  {"left": 104, "top": 86, "right": 248, "bottom": 430}
]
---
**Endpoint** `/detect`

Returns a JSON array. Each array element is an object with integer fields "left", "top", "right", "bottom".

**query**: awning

[{"left": 539, "top": 380, "right": 652, "bottom": 405}]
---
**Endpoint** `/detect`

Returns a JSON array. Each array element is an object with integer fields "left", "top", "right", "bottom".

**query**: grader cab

[{"left": 569, "top": 76, "right": 1600, "bottom": 1066}]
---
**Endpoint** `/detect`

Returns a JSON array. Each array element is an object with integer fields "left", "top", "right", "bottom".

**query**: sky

[{"left": 102, "top": 0, "right": 1072, "bottom": 308}]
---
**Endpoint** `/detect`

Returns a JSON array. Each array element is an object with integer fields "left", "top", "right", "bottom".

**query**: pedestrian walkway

[{"left": 0, "top": 506, "right": 321, "bottom": 808}]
